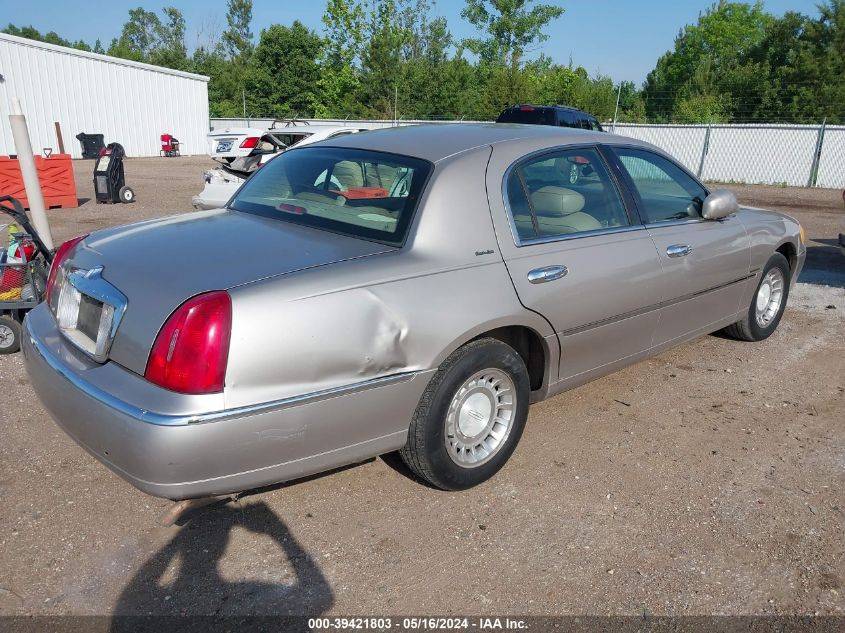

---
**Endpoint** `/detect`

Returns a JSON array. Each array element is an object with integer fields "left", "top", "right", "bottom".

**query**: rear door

[
  {"left": 609, "top": 147, "right": 751, "bottom": 345},
  {"left": 486, "top": 144, "right": 665, "bottom": 384}
]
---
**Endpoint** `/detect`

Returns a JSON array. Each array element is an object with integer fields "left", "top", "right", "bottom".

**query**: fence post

[
  {"left": 696, "top": 124, "right": 712, "bottom": 179},
  {"left": 807, "top": 119, "right": 826, "bottom": 188}
]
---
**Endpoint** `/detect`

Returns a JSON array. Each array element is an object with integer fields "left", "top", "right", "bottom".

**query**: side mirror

[{"left": 702, "top": 189, "right": 739, "bottom": 220}]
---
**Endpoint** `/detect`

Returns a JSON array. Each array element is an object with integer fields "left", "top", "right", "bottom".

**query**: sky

[{"left": 0, "top": 0, "right": 824, "bottom": 84}]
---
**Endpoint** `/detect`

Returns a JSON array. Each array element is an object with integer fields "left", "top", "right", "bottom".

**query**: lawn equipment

[
  {"left": 0, "top": 196, "right": 52, "bottom": 354},
  {"left": 160, "top": 133, "right": 181, "bottom": 157}
]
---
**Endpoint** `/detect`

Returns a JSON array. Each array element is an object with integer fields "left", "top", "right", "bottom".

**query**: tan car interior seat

[
  {"left": 332, "top": 161, "right": 365, "bottom": 189},
  {"left": 529, "top": 186, "right": 602, "bottom": 234}
]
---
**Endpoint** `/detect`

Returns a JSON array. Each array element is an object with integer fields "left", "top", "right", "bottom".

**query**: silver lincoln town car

[{"left": 24, "top": 124, "right": 805, "bottom": 500}]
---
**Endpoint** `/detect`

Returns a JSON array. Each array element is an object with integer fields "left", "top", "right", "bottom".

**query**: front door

[
  {"left": 486, "top": 145, "right": 665, "bottom": 384},
  {"left": 610, "top": 147, "right": 751, "bottom": 346}
]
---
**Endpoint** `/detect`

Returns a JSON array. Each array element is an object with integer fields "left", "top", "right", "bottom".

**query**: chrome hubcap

[
  {"left": 445, "top": 368, "right": 516, "bottom": 468},
  {"left": 755, "top": 268, "right": 784, "bottom": 327},
  {"left": 0, "top": 324, "right": 14, "bottom": 349}
]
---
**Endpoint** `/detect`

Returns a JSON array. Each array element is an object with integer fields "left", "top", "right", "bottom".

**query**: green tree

[
  {"left": 2, "top": 24, "right": 92, "bottom": 51},
  {"left": 746, "top": 1, "right": 845, "bottom": 123},
  {"left": 192, "top": 46, "right": 239, "bottom": 117},
  {"left": 317, "top": 0, "right": 366, "bottom": 117},
  {"left": 246, "top": 21, "right": 324, "bottom": 118},
  {"left": 222, "top": 0, "right": 254, "bottom": 60},
  {"left": 108, "top": 7, "right": 164, "bottom": 62},
  {"left": 461, "top": 0, "right": 564, "bottom": 68},
  {"left": 150, "top": 7, "right": 189, "bottom": 70},
  {"left": 460, "top": 0, "right": 564, "bottom": 110},
  {"left": 358, "top": 0, "right": 407, "bottom": 118},
  {"left": 642, "top": 1, "right": 770, "bottom": 122},
  {"left": 398, "top": 2, "right": 455, "bottom": 118}
]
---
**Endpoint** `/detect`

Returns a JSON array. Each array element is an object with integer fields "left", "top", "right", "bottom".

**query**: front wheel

[
  {"left": 400, "top": 338, "right": 530, "bottom": 490},
  {"left": 724, "top": 252, "right": 790, "bottom": 341},
  {"left": 0, "top": 316, "right": 21, "bottom": 354}
]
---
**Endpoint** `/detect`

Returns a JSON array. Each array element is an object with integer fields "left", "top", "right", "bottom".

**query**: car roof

[
  {"left": 317, "top": 123, "right": 644, "bottom": 163},
  {"left": 505, "top": 104, "right": 592, "bottom": 114}
]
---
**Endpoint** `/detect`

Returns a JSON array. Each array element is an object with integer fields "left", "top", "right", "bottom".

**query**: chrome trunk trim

[{"left": 59, "top": 266, "right": 128, "bottom": 363}]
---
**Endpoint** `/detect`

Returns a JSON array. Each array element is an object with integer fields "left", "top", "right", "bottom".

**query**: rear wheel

[
  {"left": 0, "top": 316, "right": 21, "bottom": 354},
  {"left": 724, "top": 252, "right": 790, "bottom": 341},
  {"left": 400, "top": 338, "right": 530, "bottom": 490}
]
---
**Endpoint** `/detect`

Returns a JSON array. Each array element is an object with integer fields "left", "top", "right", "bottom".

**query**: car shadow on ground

[
  {"left": 110, "top": 501, "right": 333, "bottom": 631},
  {"left": 800, "top": 239, "right": 845, "bottom": 288}
]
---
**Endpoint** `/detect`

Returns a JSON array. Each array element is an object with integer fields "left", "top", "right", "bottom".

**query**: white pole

[
  {"left": 612, "top": 84, "right": 622, "bottom": 133},
  {"left": 9, "top": 98, "right": 54, "bottom": 250}
]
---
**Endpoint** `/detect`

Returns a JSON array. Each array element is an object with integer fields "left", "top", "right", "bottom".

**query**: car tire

[
  {"left": 0, "top": 316, "right": 21, "bottom": 354},
  {"left": 400, "top": 338, "right": 530, "bottom": 491},
  {"left": 724, "top": 252, "right": 791, "bottom": 342}
]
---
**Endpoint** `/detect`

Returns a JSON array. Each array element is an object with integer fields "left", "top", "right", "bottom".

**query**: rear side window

[
  {"left": 505, "top": 147, "right": 629, "bottom": 242},
  {"left": 497, "top": 108, "right": 556, "bottom": 125},
  {"left": 557, "top": 111, "right": 579, "bottom": 127},
  {"left": 614, "top": 148, "right": 706, "bottom": 224},
  {"left": 231, "top": 147, "right": 432, "bottom": 244}
]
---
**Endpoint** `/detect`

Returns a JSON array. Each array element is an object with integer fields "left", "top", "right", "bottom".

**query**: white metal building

[{"left": 0, "top": 33, "right": 209, "bottom": 158}]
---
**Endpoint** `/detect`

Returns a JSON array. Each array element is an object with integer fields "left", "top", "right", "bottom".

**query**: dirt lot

[{"left": 0, "top": 158, "right": 843, "bottom": 619}]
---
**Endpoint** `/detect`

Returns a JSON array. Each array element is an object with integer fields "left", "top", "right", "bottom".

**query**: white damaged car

[{"left": 192, "top": 123, "right": 368, "bottom": 210}]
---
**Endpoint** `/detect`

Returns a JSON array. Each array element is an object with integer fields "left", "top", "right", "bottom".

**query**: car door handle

[
  {"left": 666, "top": 244, "right": 693, "bottom": 258},
  {"left": 527, "top": 265, "right": 568, "bottom": 284}
]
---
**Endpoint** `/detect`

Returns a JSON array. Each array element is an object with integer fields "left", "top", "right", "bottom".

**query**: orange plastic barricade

[{"left": 0, "top": 154, "right": 78, "bottom": 209}]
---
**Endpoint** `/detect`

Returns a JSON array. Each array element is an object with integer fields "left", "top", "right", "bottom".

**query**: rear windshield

[
  {"left": 230, "top": 147, "right": 432, "bottom": 244},
  {"left": 268, "top": 132, "right": 311, "bottom": 147},
  {"left": 497, "top": 108, "right": 556, "bottom": 125}
]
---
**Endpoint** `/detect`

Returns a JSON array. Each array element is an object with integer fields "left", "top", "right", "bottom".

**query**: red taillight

[
  {"left": 145, "top": 291, "right": 232, "bottom": 394},
  {"left": 45, "top": 234, "right": 88, "bottom": 305},
  {"left": 520, "top": 106, "right": 535, "bottom": 112},
  {"left": 239, "top": 136, "right": 260, "bottom": 149}
]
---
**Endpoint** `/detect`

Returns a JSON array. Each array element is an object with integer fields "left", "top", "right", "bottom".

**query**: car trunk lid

[{"left": 62, "top": 209, "right": 393, "bottom": 375}]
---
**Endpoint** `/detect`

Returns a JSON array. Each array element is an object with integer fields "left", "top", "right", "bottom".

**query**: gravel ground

[{"left": 0, "top": 158, "right": 843, "bottom": 618}]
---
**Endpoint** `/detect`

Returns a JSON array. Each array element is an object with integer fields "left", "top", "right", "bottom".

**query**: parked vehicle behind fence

[
  {"left": 24, "top": 124, "right": 805, "bottom": 501},
  {"left": 497, "top": 105, "right": 604, "bottom": 132}
]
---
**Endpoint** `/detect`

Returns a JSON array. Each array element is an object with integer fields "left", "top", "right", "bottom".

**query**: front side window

[
  {"left": 505, "top": 147, "right": 629, "bottom": 242},
  {"left": 614, "top": 148, "right": 707, "bottom": 224},
  {"left": 231, "top": 147, "right": 431, "bottom": 244}
]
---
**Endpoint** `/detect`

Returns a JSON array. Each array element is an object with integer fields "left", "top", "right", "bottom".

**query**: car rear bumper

[
  {"left": 23, "top": 305, "right": 431, "bottom": 500},
  {"left": 191, "top": 182, "right": 236, "bottom": 210}
]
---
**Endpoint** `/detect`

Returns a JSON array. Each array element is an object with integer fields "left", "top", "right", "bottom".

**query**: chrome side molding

[{"left": 25, "top": 321, "right": 417, "bottom": 427}]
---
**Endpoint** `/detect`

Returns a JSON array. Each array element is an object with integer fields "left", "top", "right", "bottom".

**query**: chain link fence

[
  {"left": 210, "top": 118, "right": 845, "bottom": 189},
  {"left": 609, "top": 122, "right": 844, "bottom": 188}
]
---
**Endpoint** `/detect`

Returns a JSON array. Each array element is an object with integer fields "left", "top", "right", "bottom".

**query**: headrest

[{"left": 530, "top": 186, "right": 585, "bottom": 217}]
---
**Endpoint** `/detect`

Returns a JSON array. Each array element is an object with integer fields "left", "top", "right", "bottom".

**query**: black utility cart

[{"left": 94, "top": 142, "right": 135, "bottom": 204}]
